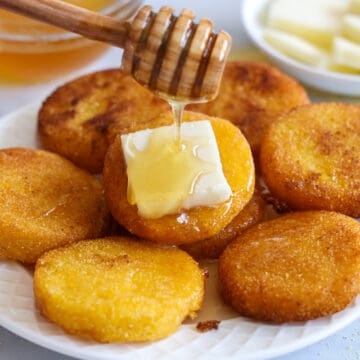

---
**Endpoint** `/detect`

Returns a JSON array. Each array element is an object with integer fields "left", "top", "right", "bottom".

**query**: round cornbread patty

[
  {"left": 34, "top": 238, "right": 205, "bottom": 343},
  {"left": 103, "top": 111, "right": 255, "bottom": 245},
  {"left": 260, "top": 103, "right": 360, "bottom": 217},
  {"left": 38, "top": 69, "right": 170, "bottom": 173},
  {"left": 180, "top": 191, "right": 265, "bottom": 259},
  {"left": 219, "top": 211, "right": 360, "bottom": 323},
  {"left": 188, "top": 61, "right": 310, "bottom": 161},
  {"left": 0, "top": 148, "right": 109, "bottom": 263}
]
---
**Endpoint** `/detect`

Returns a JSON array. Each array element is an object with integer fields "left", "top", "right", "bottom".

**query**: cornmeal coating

[
  {"left": 0, "top": 246, "right": 6, "bottom": 259},
  {"left": 0, "top": 148, "right": 109, "bottom": 263},
  {"left": 181, "top": 191, "right": 265, "bottom": 259},
  {"left": 103, "top": 111, "right": 255, "bottom": 245},
  {"left": 38, "top": 69, "right": 169, "bottom": 173},
  {"left": 260, "top": 103, "right": 360, "bottom": 217},
  {"left": 188, "top": 61, "right": 310, "bottom": 161},
  {"left": 219, "top": 211, "right": 360, "bottom": 323},
  {"left": 34, "top": 238, "right": 205, "bottom": 343}
]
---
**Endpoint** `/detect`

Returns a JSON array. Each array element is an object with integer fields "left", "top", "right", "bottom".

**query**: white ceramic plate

[
  {"left": 241, "top": 0, "right": 360, "bottom": 96},
  {"left": 0, "top": 103, "right": 360, "bottom": 360}
]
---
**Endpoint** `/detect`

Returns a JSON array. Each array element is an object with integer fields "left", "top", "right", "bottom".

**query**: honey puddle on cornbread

[
  {"left": 122, "top": 95, "right": 232, "bottom": 219},
  {"left": 126, "top": 130, "right": 218, "bottom": 219}
]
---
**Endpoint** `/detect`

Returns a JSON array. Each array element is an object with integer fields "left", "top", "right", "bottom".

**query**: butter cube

[
  {"left": 333, "top": 36, "right": 360, "bottom": 70},
  {"left": 267, "top": 0, "right": 348, "bottom": 48},
  {"left": 121, "top": 120, "right": 232, "bottom": 219},
  {"left": 342, "top": 15, "right": 360, "bottom": 44},
  {"left": 264, "top": 28, "right": 327, "bottom": 66}
]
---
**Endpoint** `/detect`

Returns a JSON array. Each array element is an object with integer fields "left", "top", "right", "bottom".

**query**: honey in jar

[{"left": 0, "top": 0, "right": 142, "bottom": 83}]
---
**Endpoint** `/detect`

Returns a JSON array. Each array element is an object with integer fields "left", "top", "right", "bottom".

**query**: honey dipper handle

[{"left": 0, "top": 0, "right": 130, "bottom": 48}]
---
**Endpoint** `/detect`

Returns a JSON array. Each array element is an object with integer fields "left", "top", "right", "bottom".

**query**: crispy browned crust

[
  {"left": 180, "top": 191, "right": 265, "bottom": 259},
  {"left": 103, "top": 111, "right": 255, "bottom": 245},
  {"left": 260, "top": 103, "right": 360, "bottom": 217},
  {"left": 34, "top": 237, "right": 205, "bottom": 343},
  {"left": 188, "top": 61, "right": 310, "bottom": 162},
  {"left": 0, "top": 245, "right": 7, "bottom": 259},
  {"left": 38, "top": 69, "right": 170, "bottom": 173},
  {"left": 0, "top": 148, "right": 109, "bottom": 263},
  {"left": 219, "top": 211, "right": 360, "bottom": 323}
]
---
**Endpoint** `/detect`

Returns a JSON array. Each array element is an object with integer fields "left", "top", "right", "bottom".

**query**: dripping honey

[
  {"left": 124, "top": 90, "right": 225, "bottom": 219},
  {"left": 160, "top": 92, "right": 212, "bottom": 148},
  {"left": 126, "top": 37, "right": 224, "bottom": 218},
  {"left": 125, "top": 128, "right": 218, "bottom": 219}
]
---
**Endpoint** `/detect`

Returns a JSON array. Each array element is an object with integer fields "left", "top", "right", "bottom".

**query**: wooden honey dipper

[{"left": 0, "top": 0, "right": 232, "bottom": 101}]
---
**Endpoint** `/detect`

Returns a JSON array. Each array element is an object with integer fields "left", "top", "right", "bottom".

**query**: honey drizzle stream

[
  {"left": 161, "top": 95, "right": 210, "bottom": 146},
  {"left": 169, "top": 100, "right": 185, "bottom": 146}
]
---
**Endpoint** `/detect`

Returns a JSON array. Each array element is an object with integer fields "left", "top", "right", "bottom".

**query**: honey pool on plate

[{"left": 0, "top": 0, "right": 140, "bottom": 83}]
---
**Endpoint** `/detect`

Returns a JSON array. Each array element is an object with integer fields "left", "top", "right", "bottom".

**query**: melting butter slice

[
  {"left": 342, "top": 15, "right": 360, "bottom": 44},
  {"left": 264, "top": 28, "right": 327, "bottom": 66},
  {"left": 121, "top": 120, "right": 232, "bottom": 219},
  {"left": 267, "top": 0, "right": 347, "bottom": 48},
  {"left": 333, "top": 37, "right": 360, "bottom": 70}
]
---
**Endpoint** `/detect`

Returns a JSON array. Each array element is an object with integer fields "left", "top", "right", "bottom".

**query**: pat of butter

[
  {"left": 267, "top": 0, "right": 347, "bottom": 48},
  {"left": 121, "top": 120, "right": 232, "bottom": 219},
  {"left": 342, "top": 15, "right": 360, "bottom": 44},
  {"left": 333, "top": 36, "right": 360, "bottom": 70},
  {"left": 263, "top": 28, "right": 328, "bottom": 66}
]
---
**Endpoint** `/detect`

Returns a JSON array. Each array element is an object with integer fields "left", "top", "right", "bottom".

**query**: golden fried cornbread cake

[
  {"left": 188, "top": 61, "right": 310, "bottom": 161},
  {"left": 38, "top": 69, "right": 170, "bottom": 173},
  {"left": 103, "top": 111, "right": 255, "bottom": 245},
  {"left": 180, "top": 191, "right": 265, "bottom": 259},
  {"left": 34, "top": 237, "right": 205, "bottom": 343},
  {"left": 0, "top": 148, "right": 109, "bottom": 263},
  {"left": 260, "top": 103, "right": 360, "bottom": 217},
  {"left": 0, "top": 246, "right": 7, "bottom": 259},
  {"left": 219, "top": 211, "right": 360, "bottom": 323}
]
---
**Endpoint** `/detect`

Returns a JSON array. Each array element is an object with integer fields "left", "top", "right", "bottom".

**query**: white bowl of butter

[{"left": 242, "top": 0, "right": 360, "bottom": 96}]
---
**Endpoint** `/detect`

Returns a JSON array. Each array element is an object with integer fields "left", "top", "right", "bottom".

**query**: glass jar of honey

[{"left": 0, "top": 0, "right": 143, "bottom": 83}]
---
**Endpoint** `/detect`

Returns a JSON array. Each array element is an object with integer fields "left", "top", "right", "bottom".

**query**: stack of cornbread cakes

[{"left": 0, "top": 61, "right": 358, "bottom": 342}]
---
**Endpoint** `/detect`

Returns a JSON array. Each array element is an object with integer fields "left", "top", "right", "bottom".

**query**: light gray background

[{"left": 0, "top": 0, "right": 359, "bottom": 359}]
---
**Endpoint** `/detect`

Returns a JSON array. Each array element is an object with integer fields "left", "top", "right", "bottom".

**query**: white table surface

[{"left": 0, "top": 1, "right": 359, "bottom": 359}]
